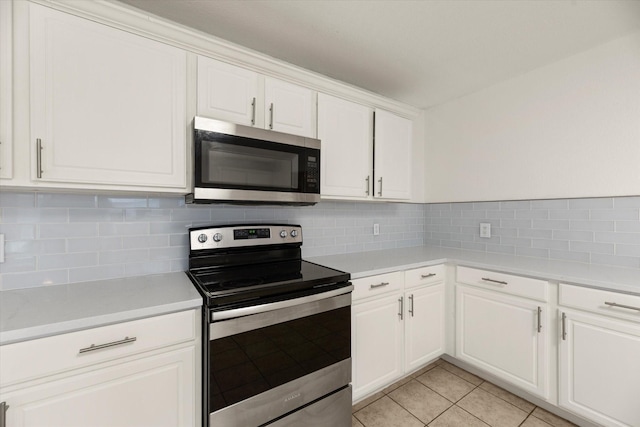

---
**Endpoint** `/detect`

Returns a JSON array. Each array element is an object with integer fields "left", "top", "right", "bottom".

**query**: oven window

[
  {"left": 202, "top": 141, "right": 299, "bottom": 190},
  {"left": 209, "top": 306, "right": 350, "bottom": 412}
]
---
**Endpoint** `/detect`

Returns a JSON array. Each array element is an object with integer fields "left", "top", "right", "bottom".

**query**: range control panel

[{"left": 190, "top": 225, "right": 303, "bottom": 250}]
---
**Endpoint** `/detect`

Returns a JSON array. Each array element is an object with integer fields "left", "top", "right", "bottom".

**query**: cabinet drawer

[
  {"left": 405, "top": 264, "right": 445, "bottom": 289},
  {"left": 559, "top": 284, "right": 640, "bottom": 324},
  {"left": 352, "top": 272, "right": 404, "bottom": 302},
  {"left": 456, "top": 266, "right": 548, "bottom": 302},
  {"left": 0, "top": 310, "right": 195, "bottom": 386}
]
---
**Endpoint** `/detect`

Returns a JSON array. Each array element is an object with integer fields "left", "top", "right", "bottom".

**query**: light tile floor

[{"left": 352, "top": 359, "right": 576, "bottom": 427}]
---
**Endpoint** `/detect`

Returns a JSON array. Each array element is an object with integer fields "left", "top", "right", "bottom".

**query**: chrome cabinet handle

[
  {"left": 0, "top": 401, "right": 8, "bottom": 427},
  {"left": 481, "top": 277, "right": 508, "bottom": 286},
  {"left": 398, "top": 297, "right": 403, "bottom": 320},
  {"left": 409, "top": 294, "right": 414, "bottom": 317},
  {"left": 370, "top": 282, "right": 389, "bottom": 289},
  {"left": 604, "top": 301, "right": 640, "bottom": 312},
  {"left": 365, "top": 176, "right": 370, "bottom": 196},
  {"left": 421, "top": 273, "right": 436, "bottom": 279},
  {"left": 378, "top": 177, "right": 383, "bottom": 197},
  {"left": 79, "top": 336, "right": 137, "bottom": 354},
  {"left": 251, "top": 97, "right": 256, "bottom": 125},
  {"left": 269, "top": 103, "right": 274, "bottom": 129},
  {"left": 36, "top": 138, "right": 43, "bottom": 178},
  {"left": 561, "top": 312, "right": 567, "bottom": 341},
  {"left": 537, "top": 306, "right": 542, "bottom": 333}
]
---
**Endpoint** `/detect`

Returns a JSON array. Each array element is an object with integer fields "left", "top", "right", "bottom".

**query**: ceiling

[{"left": 117, "top": 0, "right": 640, "bottom": 109}]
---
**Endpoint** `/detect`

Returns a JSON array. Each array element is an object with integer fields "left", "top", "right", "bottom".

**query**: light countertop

[
  {"left": 308, "top": 246, "right": 640, "bottom": 295},
  {"left": 0, "top": 272, "right": 202, "bottom": 345}
]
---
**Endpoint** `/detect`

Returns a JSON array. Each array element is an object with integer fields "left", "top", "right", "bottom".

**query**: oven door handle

[{"left": 211, "top": 284, "right": 354, "bottom": 321}]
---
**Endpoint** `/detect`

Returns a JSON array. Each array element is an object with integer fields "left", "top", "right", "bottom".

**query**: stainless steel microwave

[{"left": 186, "top": 117, "right": 321, "bottom": 205}]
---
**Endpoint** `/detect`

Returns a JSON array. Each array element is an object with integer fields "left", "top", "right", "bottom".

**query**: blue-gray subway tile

[
  {"left": 36, "top": 193, "right": 96, "bottom": 208},
  {"left": 568, "top": 198, "right": 613, "bottom": 209},
  {"left": 69, "top": 208, "right": 123, "bottom": 223},
  {"left": 516, "top": 247, "right": 549, "bottom": 259},
  {"left": 0, "top": 192, "right": 35, "bottom": 207},
  {"left": 552, "top": 230, "right": 594, "bottom": 242},
  {"left": 149, "top": 246, "right": 186, "bottom": 261},
  {"left": 500, "top": 219, "right": 533, "bottom": 229},
  {"left": 170, "top": 258, "right": 189, "bottom": 272},
  {"left": 149, "top": 221, "right": 191, "bottom": 235},
  {"left": 122, "top": 235, "right": 169, "bottom": 249},
  {"left": 616, "top": 221, "right": 640, "bottom": 232},
  {"left": 595, "top": 232, "right": 640, "bottom": 244},
  {"left": 570, "top": 220, "right": 614, "bottom": 232},
  {"left": 531, "top": 199, "right": 568, "bottom": 209},
  {"left": 124, "top": 260, "right": 172, "bottom": 276},
  {"left": 570, "top": 241, "right": 614, "bottom": 255},
  {"left": 4, "top": 239, "right": 66, "bottom": 256},
  {"left": 486, "top": 210, "right": 515, "bottom": 219},
  {"left": 500, "top": 200, "right": 530, "bottom": 210},
  {"left": 473, "top": 202, "right": 500, "bottom": 210},
  {"left": 549, "top": 210, "right": 590, "bottom": 220},
  {"left": 590, "top": 253, "right": 640, "bottom": 269},
  {"left": 500, "top": 237, "right": 532, "bottom": 247},
  {"left": 518, "top": 229, "right": 553, "bottom": 239},
  {"left": 461, "top": 241, "right": 486, "bottom": 251},
  {"left": 493, "top": 228, "right": 518, "bottom": 237},
  {"left": 170, "top": 208, "right": 212, "bottom": 222},
  {"left": 3, "top": 208, "right": 69, "bottom": 224},
  {"left": 0, "top": 256, "right": 36, "bottom": 273},
  {"left": 100, "top": 222, "right": 149, "bottom": 236},
  {"left": 616, "top": 244, "right": 640, "bottom": 257},
  {"left": 39, "top": 223, "right": 96, "bottom": 239},
  {"left": 531, "top": 219, "right": 570, "bottom": 230},
  {"left": 461, "top": 210, "right": 487, "bottom": 219},
  {"left": 449, "top": 233, "right": 475, "bottom": 242},
  {"left": 516, "top": 210, "right": 549, "bottom": 220},
  {"left": 590, "top": 209, "right": 639, "bottom": 221},
  {"left": 614, "top": 197, "right": 640, "bottom": 208},
  {"left": 1, "top": 269, "right": 69, "bottom": 290},
  {"left": 124, "top": 208, "right": 172, "bottom": 222},
  {"left": 531, "top": 239, "right": 569, "bottom": 251},
  {"left": 169, "top": 234, "right": 189, "bottom": 247},
  {"left": 97, "top": 196, "right": 148, "bottom": 208},
  {"left": 99, "top": 249, "right": 149, "bottom": 265},
  {"left": 549, "top": 250, "right": 590, "bottom": 263},
  {"left": 69, "top": 265, "right": 125, "bottom": 284},
  {"left": 441, "top": 240, "right": 462, "bottom": 248},
  {"left": 147, "top": 197, "right": 185, "bottom": 208},
  {"left": 486, "top": 244, "right": 516, "bottom": 255},
  {"left": 38, "top": 252, "right": 97, "bottom": 271}
]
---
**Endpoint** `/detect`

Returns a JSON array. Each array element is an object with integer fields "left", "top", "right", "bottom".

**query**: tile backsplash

[
  {"left": 0, "top": 192, "right": 424, "bottom": 290},
  {"left": 1, "top": 192, "right": 639, "bottom": 291},
  {"left": 424, "top": 197, "right": 640, "bottom": 269}
]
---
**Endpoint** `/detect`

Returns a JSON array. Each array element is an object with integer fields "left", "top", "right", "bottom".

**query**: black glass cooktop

[{"left": 188, "top": 260, "right": 350, "bottom": 310}]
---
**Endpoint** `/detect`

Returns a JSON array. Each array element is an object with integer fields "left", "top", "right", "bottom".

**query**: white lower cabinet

[
  {"left": 351, "top": 266, "right": 445, "bottom": 401},
  {"left": 0, "top": 310, "right": 199, "bottom": 427},
  {"left": 352, "top": 292, "right": 404, "bottom": 400},
  {"left": 558, "top": 284, "right": 640, "bottom": 427},
  {"left": 456, "top": 285, "right": 549, "bottom": 399}
]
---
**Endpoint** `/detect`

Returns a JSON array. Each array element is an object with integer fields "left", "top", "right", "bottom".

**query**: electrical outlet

[
  {"left": 479, "top": 223, "right": 491, "bottom": 238},
  {"left": 373, "top": 223, "right": 380, "bottom": 236}
]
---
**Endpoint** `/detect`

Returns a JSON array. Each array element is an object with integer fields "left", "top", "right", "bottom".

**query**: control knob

[
  {"left": 290, "top": 230, "right": 298, "bottom": 238},
  {"left": 280, "top": 230, "right": 288, "bottom": 238},
  {"left": 213, "top": 233, "right": 223, "bottom": 242},
  {"left": 197, "top": 234, "right": 208, "bottom": 243}
]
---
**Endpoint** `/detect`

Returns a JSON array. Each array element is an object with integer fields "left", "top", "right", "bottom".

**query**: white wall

[{"left": 424, "top": 31, "right": 640, "bottom": 203}]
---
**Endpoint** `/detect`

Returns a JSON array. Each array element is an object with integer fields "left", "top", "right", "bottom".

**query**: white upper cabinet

[
  {"left": 0, "top": 1, "right": 12, "bottom": 179},
  {"left": 374, "top": 109, "right": 412, "bottom": 200},
  {"left": 29, "top": 4, "right": 187, "bottom": 190},
  {"left": 197, "top": 56, "right": 316, "bottom": 138},
  {"left": 197, "top": 56, "right": 259, "bottom": 127},
  {"left": 317, "top": 93, "right": 373, "bottom": 198}
]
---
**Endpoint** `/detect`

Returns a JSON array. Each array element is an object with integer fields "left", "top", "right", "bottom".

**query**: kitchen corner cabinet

[
  {"left": 317, "top": 95, "right": 413, "bottom": 201},
  {"left": 0, "top": 310, "right": 198, "bottom": 427},
  {"left": 29, "top": 3, "right": 187, "bottom": 190},
  {"left": 351, "top": 266, "right": 444, "bottom": 401},
  {"left": 373, "top": 109, "right": 412, "bottom": 200},
  {"left": 0, "top": 0, "right": 12, "bottom": 179},
  {"left": 317, "top": 93, "right": 373, "bottom": 198},
  {"left": 455, "top": 267, "right": 549, "bottom": 399},
  {"left": 558, "top": 284, "right": 640, "bottom": 427},
  {"left": 197, "top": 55, "right": 316, "bottom": 138}
]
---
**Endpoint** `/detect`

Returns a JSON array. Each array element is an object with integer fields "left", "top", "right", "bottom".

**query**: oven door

[
  {"left": 206, "top": 285, "right": 352, "bottom": 427},
  {"left": 191, "top": 117, "right": 320, "bottom": 205}
]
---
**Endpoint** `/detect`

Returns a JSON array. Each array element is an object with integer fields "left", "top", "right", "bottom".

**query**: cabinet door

[
  {"left": 264, "top": 77, "right": 316, "bottom": 138},
  {"left": 373, "top": 109, "right": 412, "bottom": 200},
  {"left": 456, "top": 286, "right": 548, "bottom": 398},
  {"left": 197, "top": 55, "right": 260, "bottom": 127},
  {"left": 0, "top": 0, "right": 12, "bottom": 179},
  {"left": 559, "top": 310, "right": 640, "bottom": 427},
  {"left": 1, "top": 346, "right": 196, "bottom": 427},
  {"left": 29, "top": 4, "right": 187, "bottom": 189},
  {"left": 352, "top": 293, "right": 403, "bottom": 401},
  {"left": 405, "top": 283, "right": 445, "bottom": 372},
  {"left": 317, "top": 93, "right": 372, "bottom": 198}
]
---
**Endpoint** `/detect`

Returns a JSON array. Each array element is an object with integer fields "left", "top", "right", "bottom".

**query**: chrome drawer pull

[
  {"left": 79, "top": 336, "right": 137, "bottom": 354},
  {"left": 398, "top": 297, "right": 403, "bottom": 320},
  {"left": 409, "top": 294, "right": 414, "bottom": 317},
  {"left": 370, "top": 282, "right": 390, "bottom": 289},
  {"left": 561, "top": 312, "right": 567, "bottom": 341},
  {"left": 1, "top": 401, "right": 8, "bottom": 427},
  {"left": 421, "top": 273, "right": 436, "bottom": 279},
  {"left": 481, "top": 277, "right": 508, "bottom": 285},
  {"left": 365, "top": 176, "right": 370, "bottom": 196},
  {"left": 537, "top": 306, "right": 542, "bottom": 333},
  {"left": 604, "top": 301, "right": 640, "bottom": 312}
]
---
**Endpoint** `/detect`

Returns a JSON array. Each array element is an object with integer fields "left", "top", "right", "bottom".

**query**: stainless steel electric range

[{"left": 186, "top": 224, "right": 353, "bottom": 427}]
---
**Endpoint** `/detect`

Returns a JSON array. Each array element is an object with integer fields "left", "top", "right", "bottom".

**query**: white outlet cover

[
  {"left": 479, "top": 223, "right": 491, "bottom": 238},
  {"left": 373, "top": 223, "right": 380, "bottom": 235}
]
